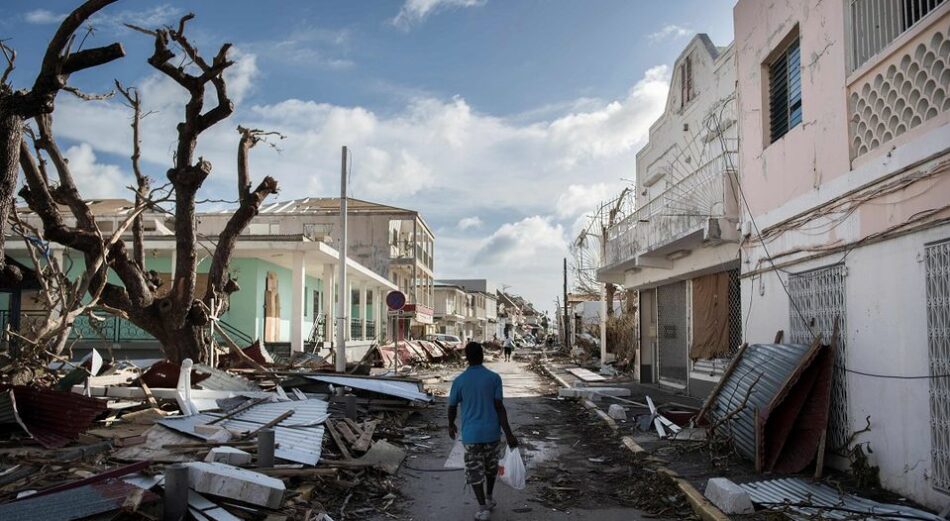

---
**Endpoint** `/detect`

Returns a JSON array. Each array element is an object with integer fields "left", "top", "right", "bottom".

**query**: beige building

[
  {"left": 734, "top": 0, "right": 949, "bottom": 508},
  {"left": 198, "top": 197, "right": 436, "bottom": 338},
  {"left": 433, "top": 284, "right": 467, "bottom": 338}
]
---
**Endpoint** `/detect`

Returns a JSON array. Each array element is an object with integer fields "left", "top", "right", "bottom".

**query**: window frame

[{"left": 765, "top": 29, "right": 803, "bottom": 144}]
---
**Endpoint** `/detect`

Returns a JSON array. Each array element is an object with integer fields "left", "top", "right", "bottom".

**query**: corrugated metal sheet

[
  {"left": 158, "top": 398, "right": 328, "bottom": 465},
  {"left": 706, "top": 343, "right": 813, "bottom": 463},
  {"left": 740, "top": 478, "right": 944, "bottom": 520},
  {"left": 304, "top": 374, "right": 433, "bottom": 402},
  {"left": 193, "top": 364, "right": 262, "bottom": 392},
  {"left": 0, "top": 479, "right": 158, "bottom": 520},
  {"left": 0, "top": 386, "right": 108, "bottom": 448}
]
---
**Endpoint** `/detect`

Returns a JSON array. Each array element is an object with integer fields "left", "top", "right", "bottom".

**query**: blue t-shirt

[{"left": 448, "top": 365, "right": 503, "bottom": 444}]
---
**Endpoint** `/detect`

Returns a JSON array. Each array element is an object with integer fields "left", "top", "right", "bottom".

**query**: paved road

[{"left": 377, "top": 358, "right": 654, "bottom": 521}]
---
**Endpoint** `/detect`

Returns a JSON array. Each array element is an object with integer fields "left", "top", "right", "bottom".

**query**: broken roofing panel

[
  {"left": 740, "top": 478, "right": 944, "bottom": 520},
  {"left": 0, "top": 386, "right": 108, "bottom": 448},
  {"left": 159, "top": 398, "right": 329, "bottom": 465},
  {"left": 703, "top": 340, "right": 834, "bottom": 473},
  {"left": 193, "top": 363, "right": 262, "bottom": 392},
  {"left": 0, "top": 479, "right": 158, "bottom": 520},
  {"left": 303, "top": 374, "right": 433, "bottom": 403}
]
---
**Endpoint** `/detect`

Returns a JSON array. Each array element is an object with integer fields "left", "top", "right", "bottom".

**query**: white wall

[{"left": 741, "top": 223, "right": 950, "bottom": 509}]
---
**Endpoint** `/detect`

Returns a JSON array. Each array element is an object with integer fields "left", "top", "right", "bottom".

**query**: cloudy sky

[{"left": 1, "top": 0, "right": 734, "bottom": 313}]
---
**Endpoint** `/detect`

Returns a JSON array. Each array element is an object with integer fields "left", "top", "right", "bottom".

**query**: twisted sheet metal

[
  {"left": 0, "top": 385, "right": 108, "bottom": 448},
  {"left": 303, "top": 374, "right": 433, "bottom": 403},
  {"left": 740, "top": 478, "right": 944, "bottom": 520},
  {"left": 159, "top": 398, "right": 329, "bottom": 465},
  {"left": 706, "top": 343, "right": 812, "bottom": 462}
]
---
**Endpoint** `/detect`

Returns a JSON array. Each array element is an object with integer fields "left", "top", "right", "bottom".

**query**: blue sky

[{"left": 1, "top": 0, "right": 735, "bottom": 312}]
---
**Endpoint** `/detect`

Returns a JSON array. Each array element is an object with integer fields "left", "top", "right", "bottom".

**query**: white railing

[
  {"left": 604, "top": 150, "right": 738, "bottom": 267},
  {"left": 848, "top": 0, "right": 946, "bottom": 73}
]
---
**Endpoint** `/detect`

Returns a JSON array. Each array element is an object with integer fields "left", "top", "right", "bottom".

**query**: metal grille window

[
  {"left": 657, "top": 281, "right": 689, "bottom": 385},
  {"left": 788, "top": 264, "right": 850, "bottom": 451},
  {"left": 768, "top": 38, "right": 802, "bottom": 143},
  {"left": 848, "top": 0, "right": 946, "bottom": 73},
  {"left": 926, "top": 239, "right": 950, "bottom": 493}
]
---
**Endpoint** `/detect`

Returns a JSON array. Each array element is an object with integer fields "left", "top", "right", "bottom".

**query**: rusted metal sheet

[
  {"left": 705, "top": 339, "right": 834, "bottom": 473},
  {"left": 0, "top": 386, "right": 108, "bottom": 448},
  {"left": 0, "top": 479, "right": 158, "bottom": 520}
]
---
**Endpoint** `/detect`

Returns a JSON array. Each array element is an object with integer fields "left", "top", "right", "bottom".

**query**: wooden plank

[
  {"left": 351, "top": 420, "right": 377, "bottom": 453},
  {"left": 335, "top": 421, "right": 359, "bottom": 446},
  {"left": 343, "top": 418, "right": 364, "bottom": 437},
  {"left": 324, "top": 421, "right": 352, "bottom": 460}
]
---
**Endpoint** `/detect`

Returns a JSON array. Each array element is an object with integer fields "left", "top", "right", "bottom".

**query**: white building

[{"left": 599, "top": 34, "right": 742, "bottom": 397}]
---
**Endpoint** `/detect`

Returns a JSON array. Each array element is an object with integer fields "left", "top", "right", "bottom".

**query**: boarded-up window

[{"left": 690, "top": 271, "right": 731, "bottom": 360}]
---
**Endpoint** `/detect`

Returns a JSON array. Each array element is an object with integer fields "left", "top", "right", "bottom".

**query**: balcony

[
  {"left": 602, "top": 149, "right": 738, "bottom": 273},
  {"left": 847, "top": 3, "right": 949, "bottom": 160}
]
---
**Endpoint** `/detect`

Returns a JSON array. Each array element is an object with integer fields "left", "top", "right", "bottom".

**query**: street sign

[{"left": 386, "top": 290, "right": 407, "bottom": 311}]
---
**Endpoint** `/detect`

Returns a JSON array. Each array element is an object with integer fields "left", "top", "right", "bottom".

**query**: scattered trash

[{"left": 607, "top": 404, "right": 627, "bottom": 420}]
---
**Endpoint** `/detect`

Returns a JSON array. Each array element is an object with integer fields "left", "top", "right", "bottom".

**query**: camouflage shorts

[{"left": 463, "top": 441, "right": 500, "bottom": 485}]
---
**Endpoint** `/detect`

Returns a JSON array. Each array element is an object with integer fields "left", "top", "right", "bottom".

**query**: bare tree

[
  {"left": 0, "top": 0, "right": 125, "bottom": 283},
  {"left": 17, "top": 14, "right": 278, "bottom": 364}
]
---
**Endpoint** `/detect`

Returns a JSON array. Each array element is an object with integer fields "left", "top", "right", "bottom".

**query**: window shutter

[{"left": 769, "top": 39, "right": 802, "bottom": 143}]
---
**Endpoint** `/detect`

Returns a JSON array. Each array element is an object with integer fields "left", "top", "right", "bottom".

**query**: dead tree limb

[
  {"left": 115, "top": 80, "right": 150, "bottom": 270},
  {"left": 0, "top": 0, "right": 124, "bottom": 282}
]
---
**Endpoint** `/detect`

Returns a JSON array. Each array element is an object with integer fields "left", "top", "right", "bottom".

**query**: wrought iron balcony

[{"left": 604, "top": 149, "right": 739, "bottom": 269}]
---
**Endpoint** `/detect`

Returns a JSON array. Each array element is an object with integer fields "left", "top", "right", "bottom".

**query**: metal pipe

[{"left": 336, "top": 146, "right": 348, "bottom": 373}]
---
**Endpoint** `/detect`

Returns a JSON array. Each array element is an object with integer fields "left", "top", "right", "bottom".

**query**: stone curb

[{"left": 539, "top": 361, "right": 731, "bottom": 521}]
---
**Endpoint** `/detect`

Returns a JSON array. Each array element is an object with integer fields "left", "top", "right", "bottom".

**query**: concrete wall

[
  {"left": 734, "top": 2, "right": 950, "bottom": 507},
  {"left": 741, "top": 223, "right": 950, "bottom": 509}
]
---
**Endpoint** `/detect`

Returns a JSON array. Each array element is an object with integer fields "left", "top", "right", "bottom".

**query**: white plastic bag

[{"left": 497, "top": 446, "right": 526, "bottom": 490}]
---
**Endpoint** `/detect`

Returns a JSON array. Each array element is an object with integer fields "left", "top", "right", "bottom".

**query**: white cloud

[
  {"left": 555, "top": 183, "right": 612, "bottom": 220},
  {"left": 63, "top": 144, "right": 133, "bottom": 199},
  {"left": 24, "top": 9, "right": 66, "bottom": 24},
  {"left": 473, "top": 216, "right": 566, "bottom": 265},
  {"left": 647, "top": 24, "right": 692, "bottom": 43},
  {"left": 392, "top": 0, "right": 484, "bottom": 31},
  {"left": 224, "top": 49, "right": 259, "bottom": 105},
  {"left": 51, "top": 63, "right": 669, "bottom": 313},
  {"left": 457, "top": 216, "right": 483, "bottom": 230}
]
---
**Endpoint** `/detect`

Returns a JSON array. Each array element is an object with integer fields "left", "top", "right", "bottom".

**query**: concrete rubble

[{"left": 0, "top": 340, "right": 437, "bottom": 520}]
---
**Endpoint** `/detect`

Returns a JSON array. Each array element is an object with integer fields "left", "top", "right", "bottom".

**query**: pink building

[{"left": 734, "top": 0, "right": 950, "bottom": 508}]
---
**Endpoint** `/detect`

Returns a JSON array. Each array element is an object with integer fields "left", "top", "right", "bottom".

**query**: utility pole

[
  {"left": 599, "top": 218, "right": 607, "bottom": 367},
  {"left": 563, "top": 257, "right": 571, "bottom": 350},
  {"left": 336, "top": 146, "right": 348, "bottom": 373}
]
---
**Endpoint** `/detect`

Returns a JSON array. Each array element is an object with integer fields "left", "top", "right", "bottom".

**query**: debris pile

[{"left": 0, "top": 345, "right": 433, "bottom": 520}]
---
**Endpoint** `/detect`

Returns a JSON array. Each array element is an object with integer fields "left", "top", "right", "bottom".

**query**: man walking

[
  {"left": 503, "top": 336, "right": 514, "bottom": 362},
  {"left": 448, "top": 342, "right": 519, "bottom": 520}
]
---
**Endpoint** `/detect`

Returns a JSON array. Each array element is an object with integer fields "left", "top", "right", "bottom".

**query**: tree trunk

[
  {"left": 0, "top": 105, "right": 22, "bottom": 280},
  {"left": 133, "top": 303, "right": 208, "bottom": 364}
]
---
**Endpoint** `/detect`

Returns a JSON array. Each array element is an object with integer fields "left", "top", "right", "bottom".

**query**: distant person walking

[
  {"left": 448, "top": 342, "right": 519, "bottom": 520},
  {"left": 503, "top": 336, "right": 514, "bottom": 362}
]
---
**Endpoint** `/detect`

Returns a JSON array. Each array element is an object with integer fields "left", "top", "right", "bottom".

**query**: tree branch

[
  {"left": 135, "top": 13, "right": 235, "bottom": 327},
  {"left": 205, "top": 126, "right": 279, "bottom": 302},
  {"left": 115, "top": 80, "right": 150, "bottom": 270}
]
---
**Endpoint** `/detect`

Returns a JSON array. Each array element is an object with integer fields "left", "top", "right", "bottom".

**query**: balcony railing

[
  {"left": 0, "top": 310, "right": 257, "bottom": 347},
  {"left": 847, "top": 5, "right": 949, "bottom": 158},
  {"left": 605, "top": 149, "right": 738, "bottom": 267},
  {"left": 366, "top": 320, "right": 376, "bottom": 338},
  {"left": 0, "top": 310, "right": 155, "bottom": 343},
  {"left": 847, "top": 0, "right": 946, "bottom": 73}
]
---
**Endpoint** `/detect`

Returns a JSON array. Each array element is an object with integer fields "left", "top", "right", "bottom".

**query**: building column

[
  {"left": 291, "top": 252, "right": 306, "bottom": 352},
  {"left": 322, "top": 263, "right": 336, "bottom": 347},
  {"left": 360, "top": 282, "right": 368, "bottom": 341},
  {"left": 345, "top": 279, "right": 352, "bottom": 341},
  {"left": 375, "top": 288, "right": 383, "bottom": 341}
]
